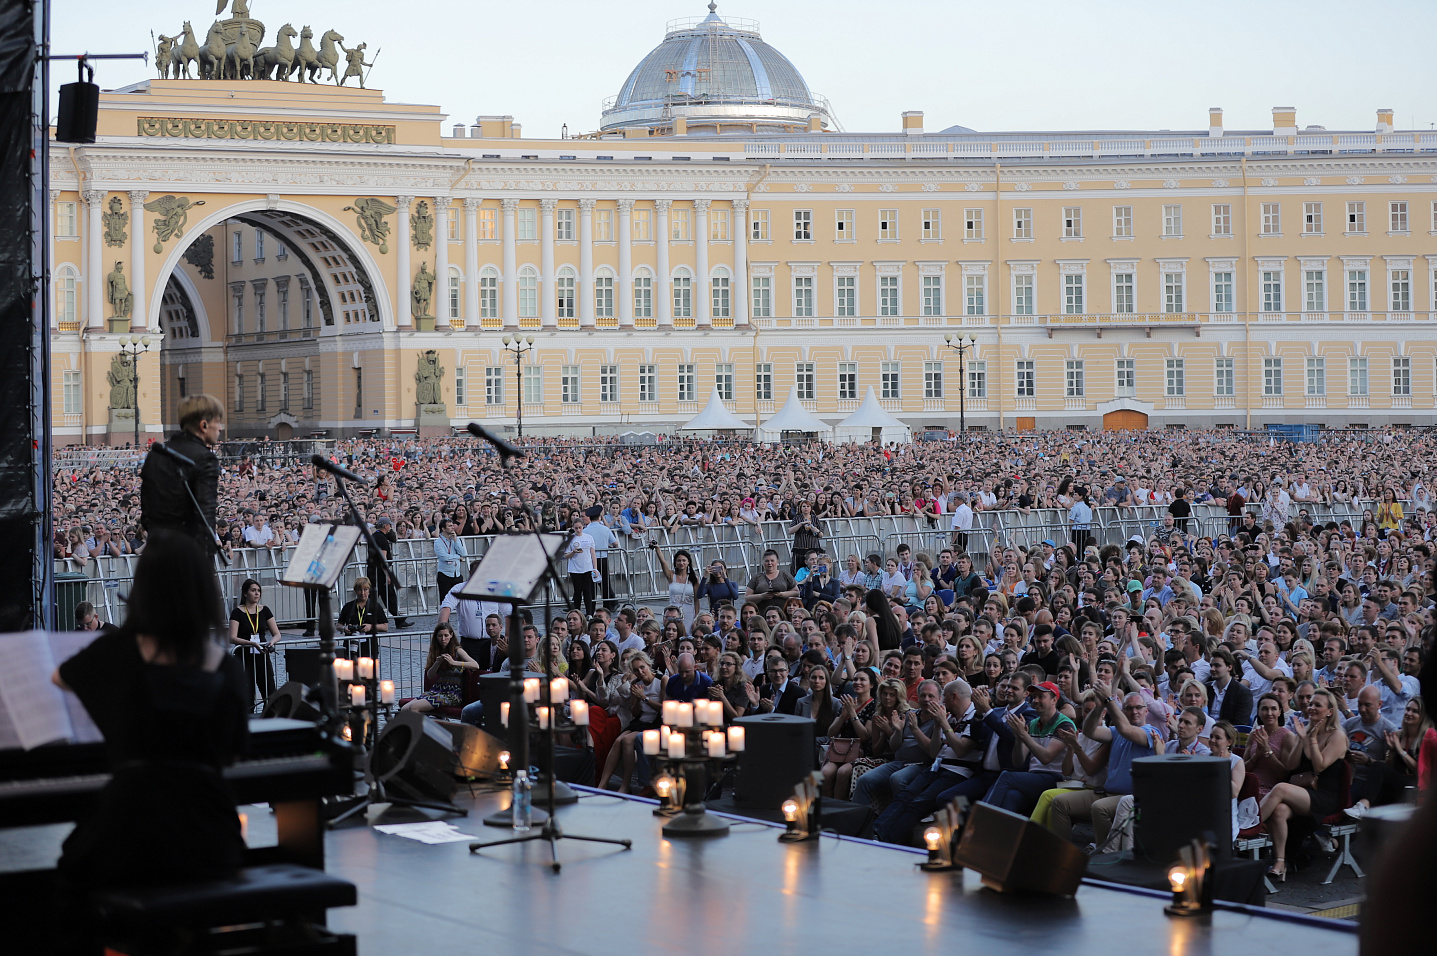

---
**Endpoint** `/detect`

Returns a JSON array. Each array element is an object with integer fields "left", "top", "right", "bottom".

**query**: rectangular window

[
  {"left": 1261, "top": 271, "right": 1282, "bottom": 312},
  {"left": 633, "top": 275, "right": 653, "bottom": 318},
  {"left": 1348, "top": 356, "right": 1369, "bottom": 395},
  {"left": 638, "top": 364, "right": 657, "bottom": 403},
  {"left": 1390, "top": 201, "right": 1409, "bottom": 233},
  {"left": 1015, "top": 360, "right": 1035, "bottom": 398},
  {"left": 1062, "top": 207, "right": 1082, "bottom": 238},
  {"left": 301, "top": 282, "right": 313, "bottom": 327},
  {"left": 519, "top": 273, "right": 538, "bottom": 317},
  {"left": 352, "top": 368, "right": 361, "bottom": 416},
  {"left": 278, "top": 284, "right": 290, "bottom": 329},
  {"left": 480, "top": 274, "right": 499, "bottom": 318},
  {"left": 1433, "top": 200, "right": 1437, "bottom": 233},
  {"left": 835, "top": 209, "right": 854, "bottom": 241},
  {"left": 280, "top": 371, "right": 290, "bottom": 410},
  {"left": 1065, "top": 360, "right": 1085, "bottom": 397},
  {"left": 254, "top": 288, "right": 266, "bottom": 332},
  {"left": 632, "top": 209, "right": 651, "bottom": 240},
  {"left": 1215, "top": 357, "right": 1235, "bottom": 396},
  {"left": 56, "top": 201, "right": 77, "bottom": 237},
  {"left": 964, "top": 208, "right": 983, "bottom": 240},
  {"left": 715, "top": 363, "right": 734, "bottom": 401},
  {"left": 879, "top": 275, "right": 900, "bottom": 316},
  {"left": 1162, "top": 204, "right": 1182, "bottom": 237},
  {"left": 1212, "top": 203, "right": 1232, "bottom": 236},
  {"left": 555, "top": 208, "right": 575, "bottom": 241},
  {"left": 677, "top": 364, "right": 696, "bottom": 402},
  {"left": 1115, "top": 358, "right": 1136, "bottom": 397},
  {"left": 1165, "top": 358, "right": 1185, "bottom": 396},
  {"left": 254, "top": 231, "right": 265, "bottom": 260},
  {"left": 1263, "top": 357, "right": 1283, "bottom": 396},
  {"left": 303, "top": 369, "right": 314, "bottom": 409},
  {"left": 1013, "top": 208, "right": 1032, "bottom": 239},
  {"left": 1114, "top": 273, "right": 1135, "bottom": 313},
  {"left": 1163, "top": 272, "right": 1184, "bottom": 313},
  {"left": 454, "top": 367, "right": 466, "bottom": 407},
  {"left": 922, "top": 208, "right": 941, "bottom": 240},
  {"left": 556, "top": 274, "right": 575, "bottom": 318},
  {"left": 750, "top": 209, "right": 770, "bottom": 241},
  {"left": 924, "top": 361, "right": 944, "bottom": 399},
  {"left": 1391, "top": 270, "right": 1411, "bottom": 311},
  {"left": 1212, "top": 271, "right": 1234, "bottom": 313},
  {"left": 793, "top": 209, "right": 812, "bottom": 241},
  {"left": 1393, "top": 356, "right": 1412, "bottom": 395},
  {"left": 236, "top": 373, "right": 245, "bottom": 413},
  {"left": 595, "top": 209, "right": 613, "bottom": 241},
  {"left": 879, "top": 208, "right": 898, "bottom": 240},
  {"left": 968, "top": 361, "right": 987, "bottom": 399},
  {"left": 964, "top": 274, "right": 985, "bottom": 315},
  {"left": 600, "top": 365, "right": 619, "bottom": 404},
  {"left": 232, "top": 230, "right": 243, "bottom": 263},
  {"left": 255, "top": 371, "right": 266, "bottom": 411},
  {"left": 475, "top": 207, "right": 496, "bottom": 240},
  {"left": 712, "top": 276, "right": 730, "bottom": 318},
  {"left": 1013, "top": 274, "right": 1034, "bottom": 315},
  {"left": 561, "top": 365, "right": 581, "bottom": 404},
  {"left": 1303, "top": 202, "right": 1323, "bottom": 234},
  {"left": 836, "top": 275, "right": 856, "bottom": 316},
  {"left": 58, "top": 271, "right": 76, "bottom": 325},
  {"left": 795, "top": 363, "right": 815, "bottom": 401},
  {"left": 670, "top": 208, "right": 690, "bottom": 241},
  {"left": 485, "top": 366, "right": 505, "bottom": 405},
  {"left": 1346, "top": 201, "right": 1365, "bottom": 233},
  {"left": 880, "top": 361, "right": 901, "bottom": 400},
  {"left": 1306, "top": 356, "right": 1326, "bottom": 395},
  {"left": 792, "top": 276, "right": 814, "bottom": 317},
  {"left": 673, "top": 276, "right": 692, "bottom": 318},
  {"left": 1113, "top": 205, "right": 1133, "bottom": 238},
  {"left": 523, "top": 365, "right": 543, "bottom": 405},
  {"left": 838, "top": 362, "right": 857, "bottom": 400},
  {"left": 1347, "top": 270, "right": 1367, "bottom": 311},
  {"left": 1304, "top": 270, "right": 1326, "bottom": 312},
  {"left": 595, "top": 275, "right": 614, "bottom": 318},
  {"left": 710, "top": 210, "right": 729, "bottom": 241},
  {"left": 923, "top": 275, "right": 944, "bottom": 315},
  {"left": 62, "top": 369, "right": 81, "bottom": 415},
  {"left": 755, "top": 363, "right": 772, "bottom": 401},
  {"left": 751, "top": 276, "right": 771, "bottom": 317},
  {"left": 1063, "top": 273, "right": 1084, "bottom": 314},
  {"left": 517, "top": 207, "right": 537, "bottom": 240},
  {"left": 1261, "top": 203, "right": 1281, "bottom": 235}
]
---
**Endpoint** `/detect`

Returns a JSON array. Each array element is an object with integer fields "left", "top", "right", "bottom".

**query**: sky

[{"left": 52, "top": 0, "right": 1437, "bottom": 139}]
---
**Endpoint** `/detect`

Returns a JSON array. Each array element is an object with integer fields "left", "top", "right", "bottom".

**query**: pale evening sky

[{"left": 52, "top": 0, "right": 1437, "bottom": 139}]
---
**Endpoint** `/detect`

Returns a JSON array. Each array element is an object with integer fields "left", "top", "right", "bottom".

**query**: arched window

[
  {"left": 633, "top": 267, "right": 653, "bottom": 319},
  {"left": 672, "top": 267, "right": 693, "bottom": 319},
  {"left": 55, "top": 265, "right": 78, "bottom": 326},
  {"left": 479, "top": 266, "right": 499, "bottom": 319},
  {"left": 711, "top": 267, "right": 731, "bottom": 319},
  {"left": 556, "top": 266, "right": 576, "bottom": 319},
  {"left": 518, "top": 266, "right": 538, "bottom": 318},
  {"left": 594, "top": 267, "right": 615, "bottom": 319}
]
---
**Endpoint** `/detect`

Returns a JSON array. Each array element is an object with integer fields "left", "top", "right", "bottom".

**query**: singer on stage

[{"left": 139, "top": 394, "right": 224, "bottom": 555}]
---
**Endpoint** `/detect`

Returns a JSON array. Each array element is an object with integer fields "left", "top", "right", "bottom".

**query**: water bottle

[{"left": 512, "top": 769, "right": 532, "bottom": 833}]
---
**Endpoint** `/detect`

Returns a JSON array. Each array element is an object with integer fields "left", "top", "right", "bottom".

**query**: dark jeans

[
  {"left": 981, "top": 770, "right": 1063, "bottom": 815},
  {"left": 369, "top": 563, "right": 400, "bottom": 621},
  {"left": 437, "top": 572, "right": 462, "bottom": 602},
  {"left": 935, "top": 769, "right": 1003, "bottom": 807},
  {"left": 235, "top": 647, "right": 276, "bottom": 711},
  {"left": 303, "top": 587, "right": 318, "bottom": 628},
  {"left": 873, "top": 767, "right": 969, "bottom": 845},
  {"left": 1353, "top": 760, "right": 1403, "bottom": 807},
  {"left": 569, "top": 572, "right": 596, "bottom": 615},
  {"left": 596, "top": 556, "right": 613, "bottom": 608}
]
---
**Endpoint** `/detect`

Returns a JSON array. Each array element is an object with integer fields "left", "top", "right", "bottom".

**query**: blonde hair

[
  {"left": 178, "top": 393, "right": 224, "bottom": 432},
  {"left": 876, "top": 677, "right": 912, "bottom": 714},
  {"left": 352, "top": 576, "right": 371, "bottom": 594}
]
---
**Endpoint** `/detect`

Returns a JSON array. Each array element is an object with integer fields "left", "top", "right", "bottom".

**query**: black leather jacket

[{"left": 140, "top": 430, "right": 220, "bottom": 552}]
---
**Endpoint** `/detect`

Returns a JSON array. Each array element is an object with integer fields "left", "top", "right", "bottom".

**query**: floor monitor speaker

[
  {"left": 953, "top": 801, "right": 1087, "bottom": 896},
  {"left": 732, "top": 714, "right": 815, "bottom": 810},
  {"left": 371, "top": 712, "right": 459, "bottom": 804},
  {"left": 261, "top": 681, "right": 321, "bottom": 722}
]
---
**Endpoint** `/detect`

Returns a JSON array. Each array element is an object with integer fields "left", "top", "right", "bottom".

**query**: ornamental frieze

[{"left": 137, "top": 116, "right": 396, "bottom": 145}]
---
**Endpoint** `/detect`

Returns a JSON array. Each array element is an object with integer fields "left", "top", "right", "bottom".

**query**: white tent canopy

[
  {"left": 677, "top": 387, "right": 753, "bottom": 432},
  {"left": 833, "top": 387, "right": 912, "bottom": 444},
  {"left": 757, "top": 385, "right": 832, "bottom": 438}
]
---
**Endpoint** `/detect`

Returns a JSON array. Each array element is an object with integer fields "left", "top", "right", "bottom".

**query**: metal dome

[{"left": 601, "top": 3, "right": 836, "bottom": 134}]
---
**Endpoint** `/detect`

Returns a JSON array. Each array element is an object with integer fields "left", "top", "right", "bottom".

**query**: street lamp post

[
  {"left": 502, "top": 335, "right": 535, "bottom": 440},
  {"left": 943, "top": 333, "right": 977, "bottom": 436},
  {"left": 117, "top": 334, "right": 153, "bottom": 448}
]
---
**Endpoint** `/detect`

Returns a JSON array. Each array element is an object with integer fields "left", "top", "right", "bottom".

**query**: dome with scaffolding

[{"left": 600, "top": 3, "right": 837, "bottom": 135}]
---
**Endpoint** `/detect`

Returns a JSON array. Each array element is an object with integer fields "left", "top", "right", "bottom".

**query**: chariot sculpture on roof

[{"left": 154, "top": 0, "right": 376, "bottom": 85}]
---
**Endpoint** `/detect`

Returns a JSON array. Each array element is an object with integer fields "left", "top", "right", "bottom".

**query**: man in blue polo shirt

[{"left": 664, "top": 652, "right": 713, "bottom": 702}]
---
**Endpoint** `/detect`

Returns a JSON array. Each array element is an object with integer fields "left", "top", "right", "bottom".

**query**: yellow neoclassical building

[{"left": 48, "top": 5, "right": 1437, "bottom": 442}]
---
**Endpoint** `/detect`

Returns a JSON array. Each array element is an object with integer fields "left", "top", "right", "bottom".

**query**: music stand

[
  {"left": 280, "top": 523, "right": 364, "bottom": 735},
  {"left": 464, "top": 532, "right": 632, "bottom": 871}
]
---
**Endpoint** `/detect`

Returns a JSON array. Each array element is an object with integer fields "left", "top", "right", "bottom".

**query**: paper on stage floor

[
  {"left": 372, "top": 821, "right": 478, "bottom": 844},
  {"left": 0, "top": 630, "right": 102, "bottom": 751}
]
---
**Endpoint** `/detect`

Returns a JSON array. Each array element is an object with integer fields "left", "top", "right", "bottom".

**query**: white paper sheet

[
  {"left": 372, "top": 821, "right": 478, "bottom": 844},
  {"left": 0, "top": 630, "right": 72, "bottom": 750}
]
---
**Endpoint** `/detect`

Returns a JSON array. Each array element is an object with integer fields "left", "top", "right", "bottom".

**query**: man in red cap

[{"left": 979, "top": 680, "right": 1077, "bottom": 815}]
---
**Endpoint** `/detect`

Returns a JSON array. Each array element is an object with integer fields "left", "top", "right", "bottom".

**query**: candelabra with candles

[
  {"left": 332, "top": 655, "right": 395, "bottom": 748},
  {"left": 639, "top": 700, "right": 745, "bottom": 838}
]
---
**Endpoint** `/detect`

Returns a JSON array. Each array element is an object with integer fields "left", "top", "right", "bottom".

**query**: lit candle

[
  {"left": 727, "top": 726, "right": 745, "bottom": 752},
  {"left": 379, "top": 680, "right": 395, "bottom": 704},
  {"left": 333, "top": 659, "right": 354, "bottom": 682},
  {"left": 357, "top": 657, "right": 374, "bottom": 680},
  {"left": 667, "top": 732, "right": 685, "bottom": 758},
  {"left": 350, "top": 684, "right": 366, "bottom": 707},
  {"left": 500, "top": 701, "right": 510, "bottom": 725},
  {"left": 536, "top": 706, "right": 551, "bottom": 730},
  {"left": 704, "top": 701, "right": 721, "bottom": 725},
  {"left": 675, "top": 702, "right": 694, "bottom": 728},
  {"left": 706, "top": 730, "right": 726, "bottom": 758},
  {"left": 570, "top": 700, "right": 590, "bottom": 726},
  {"left": 551, "top": 678, "right": 569, "bottom": 702},
  {"left": 693, "top": 700, "right": 711, "bottom": 726},
  {"left": 660, "top": 725, "right": 671, "bottom": 740},
  {"left": 239, "top": 811, "right": 248, "bottom": 841},
  {"left": 642, "top": 730, "right": 661, "bottom": 755},
  {"left": 523, "top": 678, "right": 540, "bottom": 703},
  {"left": 498, "top": 751, "right": 510, "bottom": 771},
  {"left": 662, "top": 700, "right": 678, "bottom": 725}
]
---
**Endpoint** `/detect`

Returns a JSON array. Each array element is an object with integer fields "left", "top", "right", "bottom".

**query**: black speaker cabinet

[
  {"left": 953, "top": 801, "right": 1087, "bottom": 896},
  {"left": 282, "top": 648, "right": 321, "bottom": 686},
  {"left": 57, "top": 80, "right": 99, "bottom": 144},
  {"left": 261, "top": 681, "right": 321, "bottom": 722},
  {"left": 732, "top": 713, "right": 816, "bottom": 810},
  {"left": 435, "top": 719, "right": 506, "bottom": 777},
  {"left": 476, "top": 670, "right": 544, "bottom": 737},
  {"left": 1132, "top": 754, "right": 1232, "bottom": 862},
  {"left": 371, "top": 712, "right": 459, "bottom": 804}
]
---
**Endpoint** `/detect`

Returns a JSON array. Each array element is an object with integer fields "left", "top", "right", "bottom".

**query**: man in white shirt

[
  {"left": 562, "top": 515, "right": 599, "bottom": 615},
  {"left": 950, "top": 495, "right": 974, "bottom": 551},
  {"left": 612, "top": 607, "right": 645, "bottom": 654},
  {"left": 582, "top": 507, "right": 618, "bottom": 609},
  {"left": 242, "top": 513, "right": 275, "bottom": 548}
]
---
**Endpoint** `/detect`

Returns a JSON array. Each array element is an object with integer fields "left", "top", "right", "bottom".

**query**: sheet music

[
  {"left": 281, "top": 524, "right": 363, "bottom": 588},
  {"left": 0, "top": 630, "right": 73, "bottom": 750},
  {"left": 47, "top": 631, "right": 103, "bottom": 745},
  {"left": 458, "top": 533, "right": 569, "bottom": 601}
]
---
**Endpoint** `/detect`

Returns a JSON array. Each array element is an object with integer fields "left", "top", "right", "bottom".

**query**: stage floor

[{"left": 313, "top": 785, "right": 1355, "bottom": 956}]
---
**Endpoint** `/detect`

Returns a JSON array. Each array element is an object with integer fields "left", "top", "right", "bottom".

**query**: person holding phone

[
  {"left": 696, "top": 559, "right": 739, "bottom": 612},
  {"left": 801, "top": 553, "right": 840, "bottom": 610}
]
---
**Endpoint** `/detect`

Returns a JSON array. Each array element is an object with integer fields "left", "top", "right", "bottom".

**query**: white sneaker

[
  {"left": 1343, "top": 803, "right": 1368, "bottom": 820},
  {"left": 1313, "top": 831, "right": 1336, "bottom": 854}
]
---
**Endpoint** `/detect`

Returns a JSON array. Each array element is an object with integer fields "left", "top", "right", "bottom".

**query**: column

[
  {"left": 655, "top": 199, "right": 672, "bottom": 327},
  {"left": 83, "top": 190, "right": 104, "bottom": 330},
  {"left": 539, "top": 199, "right": 556, "bottom": 327},
  {"left": 463, "top": 198, "right": 481, "bottom": 327},
  {"left": 396, "top": 196, "right": 413, "bottom": 329},
  {"left": 733, "top": 199, "right": 749, "bottom": 326},
  {"left": 48, "top": 189, "right": 59, "bottom": 329},
  {"left": 578, "top": 198, "right": 595, "bottom": 327},
  {"left": 127, "top": 190, "right": 148, "bottom": 330},
  {"left": 694, "top": 199, "right": 711, "bottom": 327},
  {"left": 501, "top": 199, "right": 518, "bottom": 327},
  {"left": 434, "top": 198, "right": 451, "bottom": 328},
  {"left": 617, "top": 199, "right": 633, "bottom": 326}
]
